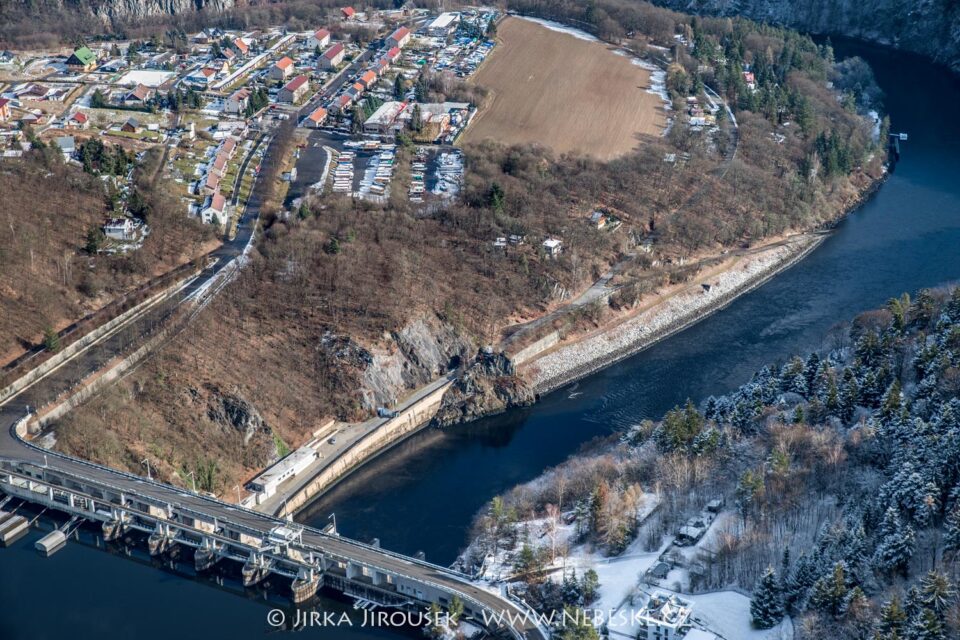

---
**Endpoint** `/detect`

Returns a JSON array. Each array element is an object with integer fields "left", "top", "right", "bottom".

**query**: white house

[
  {"left": 103, "top": 218, "right": 135, "bottom": 240},
  {"left": 636, "top": 592, "right": 693, "bottom": 640},
  {"left": 200, "top": 192, "right": 229, "bottom": 227},
  {"left": 224, "top": 87, "right": 251, "bottom": 115},
  {"left": 307, "top": 28, "right": 331, "bottom": 50},
  {"left": 542, "top": 238, "right": 563, "bottom": 257}
]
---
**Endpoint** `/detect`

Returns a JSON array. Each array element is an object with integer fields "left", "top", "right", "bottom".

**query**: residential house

[
  {"left": 385, "top": 46, "right": 401, "bottom": 63},
  {"left": 186, "top": 67, "right": 218, "bottom": 87},
  {"left": 320, "top": 43, "right": 346, "bottom": 70},
  {"left": 305, "top": 106, "right": 328, "bottom": 128},
  {"left": 278, "top": 75, "right": 309, "bottom": 104},
  {"left": 542, "top": 238, "right": 563, "bottom": 257},
  {"left": 121, "top": 117, "right": 141, "bottom": 133},
  {"left": 358, "top": 70, "right": 377, "bottom": 89},
  {"left": 67, "top": 111, "right": 89, "bottom": 130},
  {"left": 210, "top": 151, "right": 229, "bottom": 177},
  {"left": 220, "top": 137, "right": 237, "bottom": 158},
  {"left": 269, "top": 56, "right": 295, "bottom": 81},
  {"left": 124, "top": 84, "right": 153, "bottom": 106},
  {"left": 0, "top": 98, "right": 9, "bottom": 122},
  {"left": 332, "top": 94, "right": 352, "bottom": 113},
  {"left": 225, "top": 88, "right": 251, "bottom": 115},
  {"left": 103, "top": 218, "right": 135, "bottom": 240},
  {"left": 66, "top": 46, "right": 97, "bottom": 72},
  {"left": 307, "top": 28, "right": 331, "bottom": 50},
  {"left": 231, "top": 38, "right": 250, "bottom": 57},
  {"left": 54, "top": 136, "right": 75, "bottom": 161},
  {"left": 636, "top": 593, "right": 693, "bottom": 640},
  {"left": 341, "top": 6, "right": 356, "bottom": 20},
  {"left": 346, "top": 81, "right": 364, "bottom": 101},
  {"left": 743, "top": 71, "right": 756, "bottom": 92},
  {"left": 203, "top": 170, "right": 221, "bottom": 195},
  {"left": 200, "top": 192, "right": 229, "bottom": 227},
  {"left": 589, "top": 210, "right": 607, "bottom": 229},
  {"left": 0, "top": 51, "right": 19, "bottom": 66},
  {"left": 219, "top": 48, "right": 236, "bottom": 63},
  {"left": 387, "top": 26, "right": 411, "bottom": 49}
]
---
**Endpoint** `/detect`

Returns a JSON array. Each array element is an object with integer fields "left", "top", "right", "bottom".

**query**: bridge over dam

[{"left": 1, "top": 414, "right": 546, "bottom": 639}]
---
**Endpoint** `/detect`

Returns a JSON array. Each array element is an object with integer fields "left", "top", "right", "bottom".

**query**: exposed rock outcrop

[
  {"left": 432, "top": 349, "right": 536, "bottom": 427},
  {"left": 652, "top": 0, "right": 960, "bottom": 72},
  {"left": 205, "top": 386, "right": 269, "bottom": 445}
]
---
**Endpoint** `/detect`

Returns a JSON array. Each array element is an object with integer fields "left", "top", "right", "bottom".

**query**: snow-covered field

[{"left": 117, "top": 69, "right": 176, "bottom": 87}]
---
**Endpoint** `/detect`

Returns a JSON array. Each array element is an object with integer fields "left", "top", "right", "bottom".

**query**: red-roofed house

[
  {"left": 231, "top": 38, "right": 250, "bottom": 56},
  {"left": 211, "top": 151, "right": 229, "bottom": 177},
  {"left": 203, "top": 171, "right": 221, "bottom": 195},
  {"left": 386, "top": 46, "right": 401, "bottom": 62},
  {"left": 67, "top": 111, "right": 89, "bottom": 129},
  {"left": 124, "top": 84, "right": 153, "bottom": 106},
  {"left": 387, "top": 27, "right": 411, "bottom": 49},
  {"left": 279, "top": 75, "right": 309, "bottom": 103},
  {"left": 225, "top": 87, "right": 251, "bottom": 115},
  {"left": 200, "top": 192, "right": 229, "bottom": 227},
  {"left": 307, "top": 29, "right": 331, "bottom": 50},
  {"left": 332, "top": 94, "right": 352, "bottom": 113},
  {"left": 269, "top": 56, "right": 295, "bottom": 81},
  {"left": 305, "top": 106, "right": 328, "bottom": 128},
  {"left": 0, "top": 98, "right": 11, "bottom": 122},
  {"left": 320, "top": 43, "right": 345, "bottom": 70},
  {"left": 359, "top": 70, "right": 377, "bottom": 88},
  {"left": 341, "top": 6, "right": 356, "bottom": 20}
]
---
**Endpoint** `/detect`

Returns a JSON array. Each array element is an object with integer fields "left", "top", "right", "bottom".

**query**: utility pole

[
  {"left": 141, "top": 458, "right": 152, "bottom": 480},
  {"left": 184, "top": 470, "right": 197, "bottom": 493},
  {"left": 328, "top": 512, "right": 337, "bottom": 535}
]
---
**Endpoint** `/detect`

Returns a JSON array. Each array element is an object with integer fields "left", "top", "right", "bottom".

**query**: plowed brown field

[{"left": 460, "top": 17, "right": 666, "bottom": 160}]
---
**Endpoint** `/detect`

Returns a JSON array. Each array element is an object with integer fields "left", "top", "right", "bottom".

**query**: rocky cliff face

[
  {"left": 431, "top": 350, "right": 536, "bottom": 427},
  {"left": 89, "top": 0, "right": 236, "bottom": 24},
  {"left": 653, "top": 0, "right": 960, "bottom": 72}
]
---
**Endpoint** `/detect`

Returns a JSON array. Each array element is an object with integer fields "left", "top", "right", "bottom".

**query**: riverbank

[{"left": 517, "top": 172, "right": 887, "bottom": 396}]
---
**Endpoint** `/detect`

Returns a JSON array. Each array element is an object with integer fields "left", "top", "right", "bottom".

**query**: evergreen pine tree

[
  {"left": 873, "top": 507, "right": 915, "bottom": 576},
  {"left": 751, "top": 567, "right": 785, "bottom": 629},
  {"left": 875, "top": 595, "right": 907, "bottom": 636},
  {"left": 907, "top": 608, "right": 946, "bottom": 640}
]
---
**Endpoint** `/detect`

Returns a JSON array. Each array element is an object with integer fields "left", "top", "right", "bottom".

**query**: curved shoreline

[{"left": 521, "top": 174, "right": 887, "bottom": 397}]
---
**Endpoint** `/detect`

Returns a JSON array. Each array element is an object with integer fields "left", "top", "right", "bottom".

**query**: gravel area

[{"left": 524, "top": 236, "right": 824, "bottom": 393}]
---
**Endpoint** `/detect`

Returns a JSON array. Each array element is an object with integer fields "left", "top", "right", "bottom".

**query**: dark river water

[{"left": 3, "top": 39, "right": 960, "bottom": 640}]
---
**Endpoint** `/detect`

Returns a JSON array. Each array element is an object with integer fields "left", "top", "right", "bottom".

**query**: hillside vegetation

[{"left": 0, "top": 146, "right": 212, "bottom": 363}]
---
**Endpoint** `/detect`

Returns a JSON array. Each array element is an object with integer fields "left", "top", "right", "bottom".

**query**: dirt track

[{"left": 461, "top": 17, "right": 666, "bottom": 160}]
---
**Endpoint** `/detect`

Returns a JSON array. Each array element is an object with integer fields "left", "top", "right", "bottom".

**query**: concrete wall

[
  {"left": 277, "top": 382, "right": 451, "bottom": 517},
  {"left": 509, "top": 330, "right": 560, "bottom": 366}
]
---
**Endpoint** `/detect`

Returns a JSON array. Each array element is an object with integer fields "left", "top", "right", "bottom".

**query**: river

[{"left": 2, "top": 39, "right": 960, "bottom": 640}]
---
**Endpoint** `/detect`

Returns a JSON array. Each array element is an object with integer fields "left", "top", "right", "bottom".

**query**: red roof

[
  {"left": 387, "top": 46, "right": 401, "bottom": 60},
  {"left": 307, "top": 106, "right": 327, "bottom": 123},
  {"left": 341, "top": 6, "right": 355, "bottom": 17},
  {"left": 71, "top": 111, "right": 88, "bottom": 123},
  {"left": 390, "top": 27, "right": 410, "bottom": 42},
  {"left": 213, "top": 152, "right": 228, "bottom": 172},
  {"left": 284, "top": 75, "right": 309, "bottom": 92},
  {"left": 360, "top": 70, "right": 376, "bottom": 85},
  {"left": 313, "top": 28, "right": 331, "bottom": 41},
  {"left": 0, "top": 98, "right": 9, "bottom": 108},
  {"left": 275, "top": 56, "right": 294, "bottom": 70},
  {"left": 337, "top": 95, "right": 351, "bottom": 107},
  {"left": 351, "top": 82, "right": 364, "bottom": 92},
  {"left": 209, "top": 192, "right": 226, "bottom": 212},
  {"left": 322, "top": 43, "right": 345, "bottom": 60},
  {"left": 233, "top": 38, "right": 249, "bottom": 54}
]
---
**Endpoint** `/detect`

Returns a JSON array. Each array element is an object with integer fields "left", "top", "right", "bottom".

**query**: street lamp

[
  {"left": 184, "top": 470, "right": 197, "bottom": 493},
  {"left": 141, "top": 458, "right": 152, "bottom": 480},
  {"left": 233, "top": 484, "right": 242, "bottom": 504},
  {"left": 328, "top": 512, "right": 337, "bottom": 535}
]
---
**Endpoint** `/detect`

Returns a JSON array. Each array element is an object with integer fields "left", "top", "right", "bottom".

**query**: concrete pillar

[
  {"left": 372, "top": 571, "right": 384, "bottom": 586},
  {"left": 346, "top": 562, "right": 360, "bottom": 580}
]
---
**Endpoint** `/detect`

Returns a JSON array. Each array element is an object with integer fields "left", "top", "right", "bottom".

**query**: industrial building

[
  {"left": 247, "top": 448, "right": 318, "bottom": 499},
  {"left": 427, "top": 12, "right": 459, "bottom": 37}
]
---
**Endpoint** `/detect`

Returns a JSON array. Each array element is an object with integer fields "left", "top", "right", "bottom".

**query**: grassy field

[{"left": 461, "top": 17, "right": 666, "bottom": 160}]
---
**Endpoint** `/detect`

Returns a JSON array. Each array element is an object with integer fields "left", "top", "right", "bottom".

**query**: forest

[{"left": 467, "top": 286, "right": 960, "bottom": 639}]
